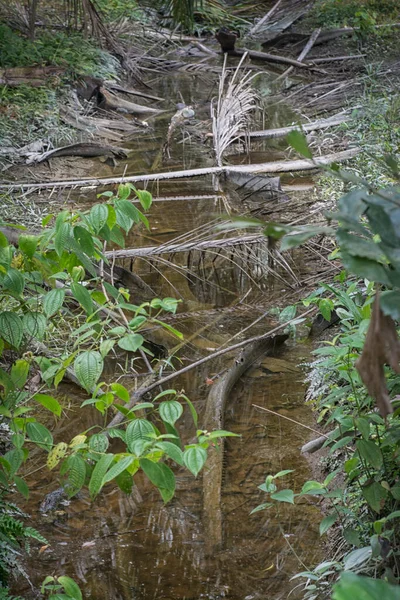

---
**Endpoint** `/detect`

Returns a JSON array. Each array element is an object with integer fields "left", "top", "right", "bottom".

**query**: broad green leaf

[
  {"left": 73, "top": 226, "right": 95, "bottom": 256},
  {"left": 341, "top": 252, "right": 391, "bottom": 286},
  {"left": 150, "top": 297, "right": 179, "bottom": 314},
  {"left": 0, "top": 312, "right": 23, "bottom": 348},
  {"left": 47, "top": 442, "right": 68, "bottom": 470},
  {"left": 11, "top": 433, "right": 24, "bottom": 449},
  {"left": 89, "top": 453, "right": 114, "bottom": 498},
  {"left": 140, "top": 458, "right": 175, "bottom": 501},
  {"left": 57, "top": 576, "right": 82, "bottom": 600},
  {"left": 34, "top": 394, "right": 62, "bottom": 417},
  {"left": 102, "top": 456, "right": 135, "bottom": 484},
  {"left": 110, "top": 382, "right": 129, "bottom": 403},
  {"left": 74, "top": 351, "right": 104, "bottom": 392},
  {"left": 71, "top": 283, "right": 94, "bottom": 315},
  {"left": 155, "top": 442, "right": 184, "bottom": 465},
  {"left": 271, "top": 489, "right": 295, "bottom": 504},
  {"left": 356, "top": 440, "right": 383, "bottom": 470},
  {"left": 22, "top": 312, "right": 47, "bottom": 341},
  {"left": 380, "top": 290, "right": 400, "bottom": 320},
  {"left": 18, "top": 234, "right": 38, "bottom": 258},
  {"left": 333, "top": 571, "right": 400, "bottom": 600},
  {"left": 100, "top": 339, "right": 115, "bottom": 358},
  {"left": 319, "top": 298, "right": 333, "bottom": 322},
  {"left": 90, "top": 204, "right": 108, "bottom": 233},
  {"left": 206, "top": 430, "right": 240, "bottom": 439},
  {"left": 319, "top": 513, "right": 338, "bottom": 535},
  {"left": 183, "top": 446, "right": 207, "bottom": 477},
  {"left": 54, "top": 221, "right": 71, "bottom": 257},
  {"left": 3, "top": 268, "right": 25, "bottom": 295},
  {"left": 250, "top": 502, "right": 272, "bottom": 514},
  {"left": 337, "top": 230, "right": 384, "bottom": 261},
  {"left": 89, "top": 433, "right": 109, "bottom": 453},
  {"left": 128, "top": 316, "right": 147, "bottom": 330},
  {"left": 115, "top": 199, "right": 141, "bottom": 223},
  {"left": 4, "top": 448, "right": 24, "bottom": 476},
  {"left": 135, "top": 189, "right": 152, "bottom": 210},
  {"left": 10, "top": 359, "right": 30, "bottom": 388},
  {"left": 117, "top": 334, "right": 144, "bottom": 352},
  {"left": 274, "top": 469, "right": 295, "bottom": 478},
  {"left": 43, "top": 288, "right": 65, "bottom": 317},
  {"left": 126, "top": 419, "right": 156, "bottom": 452},
  {"left": 115, "top": 469, "right": 134, "bottom": 494},
  {"left": 287, "top": 129, "right": 312, "bottom": 158},
  {"left": 343, "top": 546, "right": 372, "bottom": 570},
  {"left": 65, "top": 454, "right": 86, "bottom": 497},
  {"left": 14, "top": 475, "right": 29, "bottom": 499},
  {"left": 362, "top": 481, "right": 388, "bottom": 512},
  {"left": 159, "top": 401, "right": 183, "bottom": 426},
  {"left": 26, "top": 422, "right": 53, "bottom": 451}
]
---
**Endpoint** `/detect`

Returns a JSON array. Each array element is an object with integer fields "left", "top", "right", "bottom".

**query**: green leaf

[
  {"left": 115, "top": 469, "right": 134, "bottom": 494},
  {"left": 126, "top": 419, "right": 156, "bottom": 452},
  {"left": 74, "top": 351, "right": 104, "bottom": 392},
  {"left": 274, "top": 469, "right": 295, "bottom": 478},
  {"left": 135, "top": 189, "right": 152, "bottom": 210},
  {"left": 22, "top": 312, "right": 47, "bottom": 341},
  {"left": 3, "top": 268, "right": 25, "bottom": 295},
  {"left": 271, "top": 489, "right": 295, "bottom": 504},
  {"left": 319, "top": 513, "right": 338, "bottom": 535},
  {"left": 355, "top": 417, "right": 370, "bottom": 441},
  {"left": 128, "top": 316, "right": 147, "bottom": 330},
  {"left": 89, "top": 433, "right": 109, "bottom": 453},
  {"left": 333, "top": 571, "right": 400, "bottom": 600},
  {"left": 117, "top": 334, "right": 144, "bottom": 352},
  {"left": 18, "top": 234, "right": 38, "bottom": 258},
  {"left": 4, "top": 448, "right": 24, "bottom": 476},
  {"left": 43, "top": 289, "right": 65, "bottom": 317},
  {"left": 280, "top": 226, "right": 334, "bottom": 251},
  {"left": 73, "top": 226, "right": 95, "bottom": 256},
  {"left": 14, "top": 475, "right": 29, "bottom": 499},
  {"left": 140, "top": 458, "right": 175, "bottom": 502},
  {"left": 362, "top": 481, "right": 388, "bottom": 513},
  {"left": 180, "top": 394, "right": 198, "bottom": 427},
  {"left": 206, "top": 430, "right": 240, "bottom": 439},
  {"left": 10, "top": 359, "right": 30, "bottom": 388},
  {"left": 102, "top": 456, "right": 135, "bottom": 484},
  {"left": 26, "top": 422, "right": 53, "bottom": 451},
  {"left": 183, "top": 446, "right": 207, "bottom": 477},
  {"left": 341, "top": 252, "right": 391, "bottom": 286},
  {"left": 319, "top": 298, "right": 333, "bottom": 321},
  {"left": 0, "top": 312, "right": 23, "bottom": 348},
  {"left": 153, "top": 319, "right": 183, "bottom": 340},
  {"left": 54, "top": 222, "right": 71, "bottom": 257},
  {"left": 71, "top": 282, "right": 94, "bottom": 315},
  {"left": 110, "top": 382, "right": 129, "bottom": 403},
  {"left": 90, "top": 204, "right": 109, "bottom": 233},
  {"left": 356, "top": 440, "right": 383, "bottom": 469},
  {"left": 287, "top": 130, "right": 313, "bottom": 158},
  {"left": 99, "top": 339, "right": 115, "bottom": 358},
  {"left": 65, "top": 454, "right": 86, "bottom": 497},
  {"left": 57, "top": 576, "right": 82, "bottom": 600},
  {"left": 380, "top": 291, "right": 400, "bottom": 320},
  {"left": 89, "top": 453, "right": 114, "bottom": 498},
  {"left": 336, "top": 230, "right": 384, "bottom": 261},
  {"left": 343, "top": 546, "right": 372, "bottom": 571},
  {"left": 34, "top": 394, "right": 62, "bottom": 417},
  {"left": 155, "top": 442, "right": 184, "bottom": 465},
  {"left": 159, "top": 401, "right": 183, "bottom": 426}
]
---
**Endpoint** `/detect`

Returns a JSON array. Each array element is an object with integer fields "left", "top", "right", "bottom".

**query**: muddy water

[{"left": 17, "top": 62, "right": 324, "bottom": 599}]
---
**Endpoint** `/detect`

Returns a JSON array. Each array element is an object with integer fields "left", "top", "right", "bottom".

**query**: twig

[
  {"left": 276, "top": 28, "right": 321, "bottom": 81},
  {"left": 252, "top": 403, "right": 329, "bottom": 438}
]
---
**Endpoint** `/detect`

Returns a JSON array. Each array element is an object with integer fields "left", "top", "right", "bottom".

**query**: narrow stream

[{"left": 17, "top": 61, "right": 324, "bottom": 599}]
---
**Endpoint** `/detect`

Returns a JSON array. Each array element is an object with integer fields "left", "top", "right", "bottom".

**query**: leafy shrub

[{"left": 309, "top": 0, "right": 398, "bottom": 27}]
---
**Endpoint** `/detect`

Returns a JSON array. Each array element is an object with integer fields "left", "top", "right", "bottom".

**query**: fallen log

[
  {"left": 245, "top": 112, "right": 350, "bottom": 139},
  {"left": 28, "top": 142, "right": 130, "bottom": 164},
  {"left": 277, "top": 27, "right": 321, "bottom": 80},
  {"left": 0, "top": 148, "right": 361, "bottom": 191},
  {"left": 96, "top": 87, "right": 164, "bottom": 117},
  {"left": 203, "top": 335, "right": 288, "bottom": 551},
  {"left": 0, "top": 66, "right": 64, "bottom": 87},
  {"left": 215, "top": 29, "right": 324, "bottom": 72},
  {"left": 104, "top": 234, "right": 266, "bottom": 260}
]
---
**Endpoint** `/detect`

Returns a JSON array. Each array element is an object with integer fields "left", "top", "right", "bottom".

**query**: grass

[
  {"left": 305, "top": 0, "right": 399, "bottom": 28},
  {"left": 0, "top": 23, "right": 120, "bottom": 148}
]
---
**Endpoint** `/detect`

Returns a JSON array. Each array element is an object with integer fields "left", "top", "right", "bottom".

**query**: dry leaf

[
  {"left": 39, "top": 545, "right": 50, "bottom": 554},
  {"left": 205, "top": 378, "right": 214, "bottom": 386},
  {"left": 356, "top": 293, "right": 400, "bottom": 418}
]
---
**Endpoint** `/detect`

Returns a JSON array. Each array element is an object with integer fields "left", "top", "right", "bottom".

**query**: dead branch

[
  {"left": 0, "top": 148, "right": 360, "bottom": 191},
  {"left": 309, "top": 55, "right": 367, "bottom": 64},
  {"left": 245, "top": 111, "right": 351, "bottom": 139},
  {"left": 96, "top": 87, "right": 164, "bottom": 117},
  {"left": 247, "top": 0, "right": 283, "bottom": 37},
  {"left": 27, "top": 142, "right": 130, "bottom": 164},
  {"left": 277, "top": 27, "right": 321, "bottom": 80}
]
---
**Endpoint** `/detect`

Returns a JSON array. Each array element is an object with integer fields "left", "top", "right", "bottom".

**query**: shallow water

[{"left": 16, "top": 55, "right": 323, "bottom": 600}]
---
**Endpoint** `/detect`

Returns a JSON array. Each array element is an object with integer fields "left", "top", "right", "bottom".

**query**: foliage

[
  {"left": 0, "top": 24, "right": 119, "bottom": 79},
  {"left": 0, "top": 183, "right": 238, "bottom": 591},
  {"left": 307, "top": 0, "right": 399, "bottom": 28}
]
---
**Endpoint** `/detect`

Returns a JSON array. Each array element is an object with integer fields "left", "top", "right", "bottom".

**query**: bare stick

[
  {"left": 276, "top": 28, "right": 321, "bottom": 81},
  {"left": 248, "top": 0, "right": 283, "bottom": 37},
  {"left": 252, "top": 404, "right": 329, "bottom": 438}
]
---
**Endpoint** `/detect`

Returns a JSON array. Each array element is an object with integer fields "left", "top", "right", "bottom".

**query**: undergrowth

[{"left": 306, "top": 0, "right": 399, "bottom": 28}]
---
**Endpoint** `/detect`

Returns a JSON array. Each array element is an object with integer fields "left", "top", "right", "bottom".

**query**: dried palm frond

[{"left": 211, "top": 53, "right": 258, "bottom": 167}]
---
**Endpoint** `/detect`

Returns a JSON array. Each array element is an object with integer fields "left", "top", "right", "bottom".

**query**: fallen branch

[
  {"left": 203, "top": 335, "right": 288, "bottom": 551},
  {"left": 105, "top": 82, "right": 165, "bottom": 102},
  {"left": 0, "top": 148, "right": 360, "bottom": 191},
  {"left": 309, "top": 54, "right": 366, "bottom": 64},
  {"left": 107, "top": 307, "right": 317, "bottom": 429},
  {"left": 28, "top": 142, "right": 130, "bottom": 164},
  {"left": 96, "top": 87, "right": 164, "bottom": 117},
  {"left": 277, "top": 27, "right": 321, "bottom": 80},
  {"left": 245, "top": 111, "right": 351, "bottom": 139},
  {"left": 104, "top": 234, "right": 266, "bottom": 259},
  {"left": 247, "top": 0, "right": 283, "bottom": 37}
]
